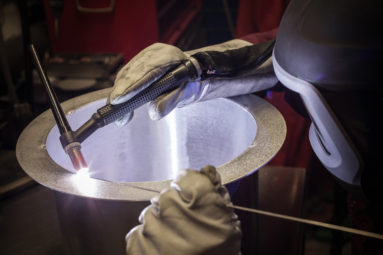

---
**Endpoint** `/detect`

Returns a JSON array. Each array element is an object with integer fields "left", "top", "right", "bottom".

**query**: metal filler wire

[
  {"left": 128, "top": 185, "right": 383, "bottom": 241},
  {"left": 227, "top": 205, "right": 383, "bottom": 241}
]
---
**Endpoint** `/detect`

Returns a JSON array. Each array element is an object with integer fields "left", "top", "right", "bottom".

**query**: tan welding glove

[
  {"left": 109, "top": 40, "right": 277, "bottom": 126},
  {"left": 125, "top": 166, "right": 241, "bottom": 255}
]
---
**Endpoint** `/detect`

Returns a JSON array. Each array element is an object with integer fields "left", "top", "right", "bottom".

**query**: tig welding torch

[
  {"left": 30, "top": 44, "right": 88, "bottom": 171},
  {"left": 73, "top": 58, "right": 199, "bottom": 143},
  {"left": 31, "top": 44, "right": 199, "bottom": 170}
]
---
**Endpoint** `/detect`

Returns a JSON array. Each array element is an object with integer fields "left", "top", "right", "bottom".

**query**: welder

[{"left": 108, "top": 0, "right": 382, "bottom": 253}]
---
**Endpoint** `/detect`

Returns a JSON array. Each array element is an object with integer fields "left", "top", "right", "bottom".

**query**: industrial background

[{"left": 0, "top": 0, "right": 357, "bottom": 254}]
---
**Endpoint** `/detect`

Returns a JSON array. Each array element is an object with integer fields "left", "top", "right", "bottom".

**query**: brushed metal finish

[{"left": 16, "top": 88, "right": 286, "bottom": 201}]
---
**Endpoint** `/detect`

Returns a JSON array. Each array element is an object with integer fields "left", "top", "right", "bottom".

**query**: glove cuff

[{"left": 191, "top": 40, "right": 275, "bottom": 78}]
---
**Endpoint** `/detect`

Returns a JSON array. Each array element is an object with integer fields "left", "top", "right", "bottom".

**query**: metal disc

[{"left": 16, "top": 88, "right": 286, "bottom": 201}]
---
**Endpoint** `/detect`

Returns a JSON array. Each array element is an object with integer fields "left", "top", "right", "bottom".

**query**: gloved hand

[
  {"left": 109, "top": 39, "right": 277, "bottom": 126},
  {"left": 125, "top": 166, "right": 241, "bottom": 255}
]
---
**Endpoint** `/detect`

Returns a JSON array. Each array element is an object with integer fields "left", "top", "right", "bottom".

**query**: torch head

[
  {"left": 66, "top": 145, "right": 88, "bottom": 171},
  {"left": 60, "top": 131, "right": 88, "bottom": 171}
]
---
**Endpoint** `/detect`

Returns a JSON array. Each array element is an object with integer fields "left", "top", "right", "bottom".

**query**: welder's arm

[
  {"left": 109, "top": 39, "right": 278, "bottom": 125},
  {"left": 125, "top": 166, "right": 241, "bottom": 255}
]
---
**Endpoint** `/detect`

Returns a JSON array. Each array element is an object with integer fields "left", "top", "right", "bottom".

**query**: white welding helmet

[{"left": 273, "top": 0, "right": 382, "bottom": 199}]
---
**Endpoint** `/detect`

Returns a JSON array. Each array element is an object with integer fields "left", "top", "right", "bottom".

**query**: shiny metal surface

[
  {"left": 16, "top": 88, "right": 286, "bottom": 201},
  {"left": 47, "top": 98, "right": 257, "bottom": 182}
]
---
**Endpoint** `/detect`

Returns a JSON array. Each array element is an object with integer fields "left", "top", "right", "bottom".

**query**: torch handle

[{"left": 74, "top": 59, "right": 198, "bottom": 142}]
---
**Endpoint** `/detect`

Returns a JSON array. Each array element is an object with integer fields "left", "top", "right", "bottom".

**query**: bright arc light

[
  {"left": 72, "top": 167, "right": 97, "bottom": 196},
  {"left": 76, "top": 167, "right": 90, "bottom": 178}
]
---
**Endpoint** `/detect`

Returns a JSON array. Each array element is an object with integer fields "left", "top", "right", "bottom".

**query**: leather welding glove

[
  {"left": 125, "top": 165, "right": 241, "bottom": 255},
  {"left": 109, "top": 39, "right": 277, "bottom": 126}
]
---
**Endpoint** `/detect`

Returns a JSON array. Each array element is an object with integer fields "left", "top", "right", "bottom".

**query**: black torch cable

[{"left": 29, "top": 44, "right": 71, "bottom": 134}]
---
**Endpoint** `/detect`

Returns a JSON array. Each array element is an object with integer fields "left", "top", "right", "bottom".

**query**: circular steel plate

[{"left": 16, "top": 88, "right": 286, "bottom": 201}]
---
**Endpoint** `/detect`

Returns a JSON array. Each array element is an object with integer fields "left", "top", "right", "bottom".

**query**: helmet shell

[{"left": 274, "top": 0, "right": 382, "bottom": 90}]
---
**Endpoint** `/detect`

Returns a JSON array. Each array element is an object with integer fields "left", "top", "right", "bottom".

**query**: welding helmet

[{"left": 273, "top": 0, "right": 382, "bottom": 199}]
